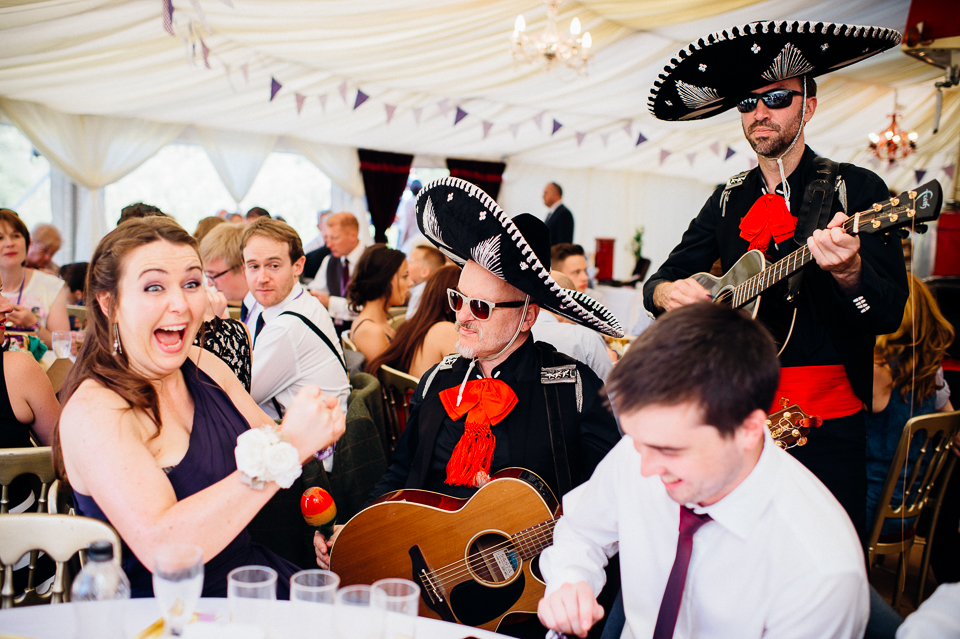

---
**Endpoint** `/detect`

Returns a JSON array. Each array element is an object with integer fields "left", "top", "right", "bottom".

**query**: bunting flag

[
  {"left": 623, "top": 122, "right": 633, "bottom": 137},
  {"left": 412, "top": 107, "right": 423, "bottom": 124},
  {"left": 201, "top": 40, "right": 210, "bottom": 68},
  {"left": 660, "top": 149, "right": 671, "bottom": 165},
  {"left": 533, "top": 111, "right": 545, "bottom": 130},
  {"left": 709, "top": 142, "right": 720, "bottom": 156},
  {"left": 509, "top": 123, "right": 521, "bottom": 138},
  {"left": 438, "top": 99, "right": 450, "bottom": 117},
  {"left": 162, "top": 0, "right": 174, "bottom": 35},
  {"left": 915, "top": 169, "right": 927, "bottom": 184},
  {"left": 945, "top": 164, "right": 956, "bottom": 179},
  {"left": 748, "top": 158, "right": 758, "bottom": 170},
  {"left": 576, "top": 132, "right": 586, "bottom": 146},
  {"left": 188, "top": 0, "right": 210, "bottom": 33},
  {"left": 482, "top": 121, "right": 494, "bottom": 139},
  {"left": 454, "top": 107, "right": 468, "bottom": 125},
  {"left": 552, "top": 119, "right": 562, "bottom": 135},
  {"left": 635, "top": 132, "right": 647, "bottom": 146},
  {"left": 295, "top": 93, "right": 306, "bottom": 115},
  {"left": 600, "top": 132, "right": 610, "bottom": 147},
  {"left": 385, "top": 104, "right": 397, "bottom": 123},
  {"left": 354, "top": 90, "right": 369, "bottom": 109},
  {"left": 686, "top": 152, "right": 696, "bottom": 166},
  {"left": 318, "top": 94, "right": 327, "bottom": 111},
  {"left": 270, "top": 77, "right": 282, "bottom": 101},
  {"left": 725, "top": 147, "right": 736, "bottom": 161},
  {"left": 240, "top": 63, "right": 248, "bottom": 82},
  {"left": 338, "top": 81, "right": 348, "bottom": 103}
]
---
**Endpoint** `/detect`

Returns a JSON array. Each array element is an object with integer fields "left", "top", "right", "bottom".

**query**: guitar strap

[
  {"left": 785, "top": 156, "right": 843, "bottom": 300},
  {"left": 539, "top": 344, "right": 577, "bottom": 498}
]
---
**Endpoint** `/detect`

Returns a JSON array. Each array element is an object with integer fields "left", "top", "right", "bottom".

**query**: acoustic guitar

[
  {"left": 692, "top": 181, "right": 943, "bottom": 353},
  {"left": 329, "top": 468, "right": 559, "bottom": 632}
]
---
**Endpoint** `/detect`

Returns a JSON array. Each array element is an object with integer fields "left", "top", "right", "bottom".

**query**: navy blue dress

[{"left": 74, "top": 358, "right": 298, "bottom": 598}]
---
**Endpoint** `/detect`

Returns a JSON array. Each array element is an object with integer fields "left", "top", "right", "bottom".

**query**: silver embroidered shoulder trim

[
  {"left": 541, "top": 365, "right": 577, "bottom": 383},
  {"left": 761, "top": 43, "right": 814, "bottom": 82},
  {"left": 422, "top": 354, "right": 461, "bottom": 396}
]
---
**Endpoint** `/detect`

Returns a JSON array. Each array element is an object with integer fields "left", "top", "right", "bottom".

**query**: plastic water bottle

[{"left": 71, "top": 541, "right": 131, "bottom": 639}]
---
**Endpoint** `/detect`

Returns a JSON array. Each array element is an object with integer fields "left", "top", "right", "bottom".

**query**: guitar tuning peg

[
  {"left": 779, "top": 398, "right": 790, "bottom": 408},
  {"left": 895, "top": 228, "right": 911, "bottom": 239},
  {"left": 914, "top": 224, "right": 929, "bottom": 234}
]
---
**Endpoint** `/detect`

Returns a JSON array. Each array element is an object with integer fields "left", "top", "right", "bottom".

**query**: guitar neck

[{"left": 512, "top": 519, "right": 557, "bottom": 560}]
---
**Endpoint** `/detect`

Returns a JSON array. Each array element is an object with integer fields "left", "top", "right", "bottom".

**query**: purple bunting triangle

[
  {"left": 201, "top": 40, "right": 210, "bottom": 68},
  {"left": 635, "top": 132, "right": 647, "bottom": 146},
  {"left": 945, "top": 164, "right": 955, "bottom": 179},
  {"left": 686, "top": 153, "right": 696, "bottom": 166},
  {"left": 709, "top": 142, "right": 720, "bottom": 156},
  {"left": 600, "top": 133, "right": 610, "bottom": 147},
  {"left": 509, "top": 123, "right": 521, "bottom": 139},
  {"left": 552, "top": 119, "right": 563, "bottom": 135},
  {"left": 438, "top": 99, "right": 449, "bottom": 117},
  {"left": 623, "top": 122, "right": 633, "bottom": 137},
  {"left": 482, "top": 121, "right": 494, "bottom": 139},
  {"left": 385, "top": 104, "right": 396, "bottom": 123},
  {"left": 915, "top": 169, "right": 927, "bottom": 184},
  {"left": 269, "top": 77, "right": 282, "bottom": 101},
  {"left": 454, "top": 107, "right": 468, "bottom": 125},
  {"left": 412, "top": 107, "right": 423, "bottom": 124},
  {"left": 533, "top": 112, "right": 545, "bottom": 130},
  {"left": 576, "top": 132, "right": 586, "bottom": 146},
  {"left": 354, "top": 90, "right": 369, "bottom": 109},
  {"left": 163, "top": 0, "right": 174, "bottom": 35},
  {"left": 295, "top": 93, "right": 306, "bottom": 115},
  {"left": 725, "top": 146, "right": 736, "bottom": 160},
  {"left": 318, "top": 94, "right": 327, "bottom": 111},
  {"left": 338, "top": 81, "right": 348, "bottom": 103},
  {"left": 659, "top": 149, "right": 671, "bottom": 165}
]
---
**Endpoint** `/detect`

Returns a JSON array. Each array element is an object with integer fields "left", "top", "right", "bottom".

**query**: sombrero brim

[
  {"left": 648, "top": 20, "right": 901, "bottom": 121},
  {"left": 416, "top": 177, "right": 624, "bottom": 338}
]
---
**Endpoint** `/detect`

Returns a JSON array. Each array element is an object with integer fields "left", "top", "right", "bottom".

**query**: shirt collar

[
  {"left": 548, "top": 200, "right": 562, "bottom": 214},
  {"left": 344, "top": 241, "right": 366, "bottom": 265},
  {"left": 261, "top": 283, "right": 305, "bottom": 321}
]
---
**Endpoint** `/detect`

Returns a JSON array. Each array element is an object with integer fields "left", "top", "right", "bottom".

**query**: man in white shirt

[
  {"left": 405, "top": 244, "right": 445, "bottom": 319},
  {"left": 242, "top": 218, "right": 351, "bottom": 437},
  {"left": 538, "top": 303, "right": 868, "bottom": 639},
  {"left": 307, "top": 212, "right": 366, "bottom": 335}
]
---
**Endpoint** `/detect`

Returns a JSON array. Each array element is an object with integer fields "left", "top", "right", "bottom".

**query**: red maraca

[{"left": 301, "top": 487, "right": 337, "bottom": 538}]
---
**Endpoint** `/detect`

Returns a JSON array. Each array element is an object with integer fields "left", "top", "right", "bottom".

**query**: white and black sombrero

[
  {"left": 648, "top": 20, "right": 901, "bottom": 121},
  {"left": 416, "top": 177, "right": 624, "bottom": 338}
]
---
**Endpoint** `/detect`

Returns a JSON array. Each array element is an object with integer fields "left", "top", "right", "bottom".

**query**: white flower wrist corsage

[{"left": 235, "top": 425, "right": 302, "bottom": 490}]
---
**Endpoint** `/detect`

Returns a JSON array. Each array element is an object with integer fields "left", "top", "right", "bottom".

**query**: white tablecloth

[{"left": 0, "top": 597, "right": 509, "bottom": 638}]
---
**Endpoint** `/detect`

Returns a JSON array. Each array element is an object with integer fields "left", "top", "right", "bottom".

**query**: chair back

[
  {"left": 0, "top": 448, "right": 56, "bottom": 515},
  {"left": 342, "top": 334, "right": 358, "bottom": 352},
  {"left": 388, "top": 314, "right": 406, "bottom": 331},
  {"left": 0, "top": 513, "right": 121, "bottom": 607},
  {"left": 388, "top": 306, "right": 407, "bottom": 318},
  {"left": 377, "top": 365, "right": 420, "bottom": 453},
  {"left": 227, "top": 306, "right": 242, "bottom": 321},
  {"left": 868, "top": 410, "right": 960, "bottom": 562},
  {"left": 45, "top": 358, "right": 73, "bottom": 395},
  {"left": 66, "top": 305, "right": 86, "bottom": 329}
]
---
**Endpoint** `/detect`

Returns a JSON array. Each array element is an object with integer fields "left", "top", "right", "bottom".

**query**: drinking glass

[
  {"left": 52, "top": 330, "right": 72, "bottom": 359},
  {"left": 227, "top": 566, "right": 277, "bottom": 626},
  {"left": 334, "top": 585, "right": 383, "bottom": 639},
  {"left": 372, "top": 578, "right": 420, "bottom": 639},
  {"left": 152, "top": 543, "right": 204, "bottom": 636},
  {"left": 290, "top": 569, "right": 339, "bottom": 604}
]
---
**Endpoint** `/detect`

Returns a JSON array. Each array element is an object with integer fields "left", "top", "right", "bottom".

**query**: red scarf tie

[
  {"left": 738, "top": 193, "right": 797, "bottom": 254},
  {"left": 439, "top": 379, "right": 518, "bottom": 487}
]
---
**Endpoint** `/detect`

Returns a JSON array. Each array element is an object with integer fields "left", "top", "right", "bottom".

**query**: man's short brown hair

[
  {"left": 241, "top": 218, "right": 304, "bottom": 264},
  {"left": 414, "top": 245, "right": 445, "bottom": 272},
  {"left": 201, "top": 223, "right": 245, "bottom": 270},
  {"left": 550, "top": 243, "right": 584, "bottom": 269},
  {"left": 326, "top": 212, "right": 360, "bottom": 233}
]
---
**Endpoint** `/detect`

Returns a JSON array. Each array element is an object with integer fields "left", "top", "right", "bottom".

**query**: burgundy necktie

[
  {"left": 652, "top": 506, "right": 712, "bottom": 639},
  {"left": 341, "top": 257, "right": 350, "bottom": 293}
]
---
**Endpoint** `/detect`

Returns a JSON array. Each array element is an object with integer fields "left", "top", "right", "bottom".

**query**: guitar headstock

[
  {"left": 766, "top": 402, "right": 822, "bottom": 450},
  {"left": 854, "top": 180, "right": 943, "bottom": 237}
]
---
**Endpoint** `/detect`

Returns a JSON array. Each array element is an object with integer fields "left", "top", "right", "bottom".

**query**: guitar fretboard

[{"left": 511, "top": 519, "right": 557, "bottom": 560}]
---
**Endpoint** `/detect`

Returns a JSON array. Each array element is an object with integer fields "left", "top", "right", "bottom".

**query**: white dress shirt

[
  {"left": 897, "top": 581, "right": 960, "bottom": 638},
  {"left": 405, "top": 281, "right": 425, "bottom": 320},
  {"left": 532, "top": 313, "right": 613, "bottom": 382},
  {"left": 307, "top": 242, "right": 367, "bottom": 322},
  {"left": 250, "top": 284, "right": 351, "bottom": 422},
  {"left": 540, "top": 431, "right": 868, "bottom": 639}
]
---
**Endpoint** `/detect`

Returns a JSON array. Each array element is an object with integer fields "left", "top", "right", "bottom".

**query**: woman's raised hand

[{"left": 280, "top": 386, "right": 346, "bottom": 463}]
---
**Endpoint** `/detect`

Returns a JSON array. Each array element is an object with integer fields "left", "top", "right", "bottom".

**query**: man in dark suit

[{"left": 543, "top": 182, "right": 574, "bottom": 246}]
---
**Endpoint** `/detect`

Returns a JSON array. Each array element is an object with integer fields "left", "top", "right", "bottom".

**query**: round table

[{"left": 0, "top": 597, "right": 510, "bottom": 639}]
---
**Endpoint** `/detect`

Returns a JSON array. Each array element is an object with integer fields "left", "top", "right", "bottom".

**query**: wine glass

[
  {"left": 372, "top": 578, "right": 420, "bottom": 639},
  {"left": 152, "top": 543, "right": 204, "bottom": 636},
  {"left": 52, "top": 331, "right": 72, "bottom": 359},
  {"left": 334, "top": 585, "right": 383, "bottom": 639},
  {"left": 227, "top": 566, "right": 277, "bottom": 626}
]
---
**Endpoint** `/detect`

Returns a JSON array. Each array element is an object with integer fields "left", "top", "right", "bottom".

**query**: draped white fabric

[
  {"left": 0, "top": 97, "right": 185, "bottom": 259},
  {"left": 287, "top": 139, "right": 364, "bottom": 199},
  {"left": 195, "top": 127, "right": 277, "bottom": 206}
]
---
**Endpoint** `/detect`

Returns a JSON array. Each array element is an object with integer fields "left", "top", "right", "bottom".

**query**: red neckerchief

[
  {"left": 738, "top": 193, "right": 797, "bottom": 254},
  {"left": 439, "top": 379, "right": 518, "bottom": 487}
]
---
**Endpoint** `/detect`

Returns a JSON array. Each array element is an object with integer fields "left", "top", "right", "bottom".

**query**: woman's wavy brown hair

[
  {"left": 54, "top": 217, "right": 201, "bottom": 479},
  {"left": 875, "top": 274, "right": 954, "bottom": 406},
  {"left": 346, "top": 244, "right": 407, "bottom": 314},
  {"left": 366, "top": 264, "right": 460, "bottom": 375}
]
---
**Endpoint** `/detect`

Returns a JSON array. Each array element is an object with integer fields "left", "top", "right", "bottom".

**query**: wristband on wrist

[{"left": 235, "top": 425, "right": 302, "bottom": 490}]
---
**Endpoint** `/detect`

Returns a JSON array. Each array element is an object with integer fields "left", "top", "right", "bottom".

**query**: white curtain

[
  {"left": 0, "top": 97, "right": 185, "bottom": 260},
  {"left": 195, "top": 127, "right": 277, "bottom": 206}
]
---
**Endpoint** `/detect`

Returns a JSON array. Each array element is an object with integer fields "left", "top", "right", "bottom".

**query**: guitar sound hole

[{"left": 466, "top": 532, "right": 521, "bottom": 586}]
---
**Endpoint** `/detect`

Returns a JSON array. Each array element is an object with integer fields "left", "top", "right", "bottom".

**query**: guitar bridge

[{"left": 409, "top": 545, "right": 456, "bottom": 622}]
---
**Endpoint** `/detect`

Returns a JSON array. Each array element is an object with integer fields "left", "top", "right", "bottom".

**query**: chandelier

[
  {"left": 512, "top": 1, "right": 592, "bottom": 74},
  {"left": 868, "top": 112, "right": 919, "bottom": 165}
]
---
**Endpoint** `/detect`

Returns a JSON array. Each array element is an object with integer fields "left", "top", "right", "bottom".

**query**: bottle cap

[{"left": 87, "top": 541, "right": 114, "bottom": 561}]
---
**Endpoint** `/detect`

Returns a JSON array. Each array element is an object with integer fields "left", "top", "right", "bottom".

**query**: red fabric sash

[
  {"left": 739, "top": 194, "right": 797, "bottom": 253},
  {"left": 439, "top": 379, "right": 518, "bottom": 487},
  {"left": 770, "top": 365, "right": 863, "bottom": 420}
]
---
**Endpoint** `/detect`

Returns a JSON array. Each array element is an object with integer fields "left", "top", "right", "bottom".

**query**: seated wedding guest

[
  {"left": 57, "top": 216, "right": 346, "bottom": 599},
  {"left": 59, "top": 262, "right": 88, "bottom": 306},
  {"left": 306, "top": 212, "right": 366, "bottom": 336},
  {"left": 867, "top": 275, "right": 954, "bottom": 536},
  {"left": 302, "top": 210, "right": 335, "bottom": 280},
  {"left": 532, "top": 271, "right": 614, "bottom": 382},
  {"left": 193, "top": 215, "right": 225, "bottom": 243},
  {"left": 242, "top": 218, "right": 350, "bottom": 432},
  {"left": 200, "top": 223, "right": 250, "bottom": 308},
  {"left": 0, "top": 209, "right": 69, "bottom": 348},
  {"left": 25, "top": 223, "right": 62, "bottom": 276},
  {"left": 366, "top": 264, "right": 460, "bottom": 379},
  {"left": 347, "top": 245, "right": 412, "bottom": 365},
  {"left": 118, "top": 202, "right": 167, "bottom": 225},
  {"left": 245, "top": 207, "right": 270, "bottom": 222},
  {"left": 405, "top": 244, "right": 445, "bottom": 319},
  {"left": 304, "top": 209, "right": 333, "bottom": 254},
  {"left": 551, "top": 243, "right": 589, "bottom": 293},
  {"left": 538, "top": 303, "right": 868, "bottom": 639}
]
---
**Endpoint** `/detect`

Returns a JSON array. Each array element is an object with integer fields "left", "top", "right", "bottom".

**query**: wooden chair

[
  {"left": 911, "top": 455, "right": 957, "bottom": 606},
  {"left": 47, "top": 480, "right": 75, "bottom": 516},
  {"left": 0, "top": 447, "right": 55, "bottom": 515},
  {"left": 867, "top": 410, "right": 960, "bottom": 607},
  {"left": 388, "top": 306, "right": 406, "bottom": 318},
  {"left": 377, "top": 365, "right": 420, "bottom": 452},
  {"left": 66, "top": 305, "right": 86, "bottom": 329},
  {"left": 0, "top": 514, "right": 121, "bottom": 607},
  {"left": 227, "top": 306, "right": 242, "bottom": 321},
  {"left": 45, "top": 358, "right": 72, "bottom": 395}
]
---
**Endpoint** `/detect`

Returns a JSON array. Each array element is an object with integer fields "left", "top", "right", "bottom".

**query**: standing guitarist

[{"left": 643, "top": 21, "right": 909, "bottom": 540}]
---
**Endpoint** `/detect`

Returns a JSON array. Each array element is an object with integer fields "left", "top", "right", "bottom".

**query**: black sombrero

[
  {"left": 648, "top": 20, "right": 901, "bottom": 121},
  {"left": 416, "top": 177, "right": 624, "bottom": 338}
]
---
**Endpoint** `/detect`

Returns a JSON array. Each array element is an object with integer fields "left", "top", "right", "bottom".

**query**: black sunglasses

[
  {"left": 447, "top": 289, "right": 527, "bottom": 321},
  {"left": 736, "top": 89, "right": 804, "bottom": 113}
]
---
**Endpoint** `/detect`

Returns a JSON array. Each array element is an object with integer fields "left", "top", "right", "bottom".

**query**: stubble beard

[{"left": 743, "top": 111, "right": 802, "bottom": 158}]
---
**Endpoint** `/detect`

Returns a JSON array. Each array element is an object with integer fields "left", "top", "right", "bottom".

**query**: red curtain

[
  {"left": 358, "top": 149, "right": 414, "bottom": 243},
  {"left": 446, "top": 158, "right": 507, "bottom": 201}
]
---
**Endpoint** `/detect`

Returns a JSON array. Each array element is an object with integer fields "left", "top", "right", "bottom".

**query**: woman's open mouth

[{"left": 154, "top": 323, "right": 187, "bottom": 353}]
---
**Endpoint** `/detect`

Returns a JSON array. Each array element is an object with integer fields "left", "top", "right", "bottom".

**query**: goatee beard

[{"left": 744, "top": 114, "right": 801, "bottom": 158}]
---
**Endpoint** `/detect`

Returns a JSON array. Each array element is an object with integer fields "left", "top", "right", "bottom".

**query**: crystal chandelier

[
  {"left": 512, "top": 1, "right": 592, "bottom": 74},
  {"left": 868, "top": 112, "right": 919, "bottom": 165}
]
